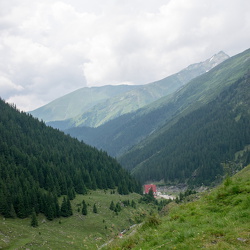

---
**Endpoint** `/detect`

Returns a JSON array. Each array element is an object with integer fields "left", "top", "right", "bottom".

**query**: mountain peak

[{"left": 207, "top": 51, "right": 230, "bottom": 67}]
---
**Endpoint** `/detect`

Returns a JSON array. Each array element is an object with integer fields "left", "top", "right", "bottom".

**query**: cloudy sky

[{"left": 0, "top": 0, "right": 250, "bottom": 111}]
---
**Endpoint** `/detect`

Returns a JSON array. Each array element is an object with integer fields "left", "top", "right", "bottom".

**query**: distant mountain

[
  {"left": 30, "top": 84, "right": 141, "bottom": 122},
  {"left": 66, "top": 49, "right": 249, "bottom": 158},
  {"left": 66, "top": 51, "right": 229, "bottom": 128},
  {"left": 0, "top": 98, "right": 140, "bottom": 219},
  {"left": 32, "top": 51, "right": 229, "bottom": 129}
]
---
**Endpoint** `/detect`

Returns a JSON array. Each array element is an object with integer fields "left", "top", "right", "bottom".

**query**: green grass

[
  {"left": 0, "top": 190, "right": 155, "bottom": 249},
  {"left": 105, "top": 165, "right": 250, "bottom": 249}
]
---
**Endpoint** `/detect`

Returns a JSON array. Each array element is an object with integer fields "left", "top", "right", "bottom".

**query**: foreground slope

[
  {"left": 106, "top": 165, "right": 250, "bottom": 249},
  {"left": 0, "top": 98, "right": 140, "bottom": 220}
]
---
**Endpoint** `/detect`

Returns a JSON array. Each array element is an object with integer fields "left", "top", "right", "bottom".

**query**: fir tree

[
  {"left": 60, "top": 197, "right": 68, "bottom": 217},
  {"left": 93, "top": 203, "right": 97, "bottom": 213},
  {"left": 109, "top": 201, "right": 115, "bottom": 211},
  {"left": 82, "top": 200, "right": 87, "bottom": 215},
  {"left": 30, "top": 208, "right": 38, "bottom": 227}
]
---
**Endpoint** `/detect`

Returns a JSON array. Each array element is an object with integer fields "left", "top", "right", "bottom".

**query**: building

[{"left": 144, "top": 184, "right": 157, "bottom": 195}]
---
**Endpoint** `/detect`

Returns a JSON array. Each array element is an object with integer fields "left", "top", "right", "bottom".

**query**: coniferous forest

[
  {"left": 0, "top": 98, "right": 141, "bottom": 220},
  {"left": 120, "top": 72, "right": 250, "bottom": 185}
]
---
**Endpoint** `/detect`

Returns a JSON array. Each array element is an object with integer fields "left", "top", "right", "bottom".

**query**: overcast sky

[{"left": 0, "top": 0, "right": 250, "bottom": 111}]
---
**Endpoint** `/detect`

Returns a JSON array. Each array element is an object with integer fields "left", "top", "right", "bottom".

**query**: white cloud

[
  {"left": 0, "top": 0, "right": 250, "bottom": 111},
  {"left": 0, "top": 75, "right": 23, "bottom": 94}
]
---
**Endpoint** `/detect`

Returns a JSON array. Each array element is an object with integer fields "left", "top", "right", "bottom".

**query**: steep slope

[
  {"left": 120, "top": 69, "right": 250, "bottom": 185},
  {"left": 0, "top": 99, "right": 140, "bottom": 220},
  {"left": 30, "top": 84, "right": 141, "bottom": 122},
  {"left": 107, "top": 165, "right": 250, "bottom": 249},
  {"left": 66, "top": 49, "right": 249, "bottom": 158}
]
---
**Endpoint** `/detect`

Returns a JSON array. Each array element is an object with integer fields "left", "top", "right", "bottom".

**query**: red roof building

[{"left": 144, "top": 184, "right": 157, "bottom": 194}]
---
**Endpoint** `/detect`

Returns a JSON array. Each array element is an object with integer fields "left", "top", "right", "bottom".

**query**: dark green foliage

[
  {"left": 30, "top": 208, "right": 38, "bottom": 227},
  {"left": 109, "top": 201, "right": 115, "bottom": 211},
  {"left": 93, "top": 203, "right": 97, "bottom": 213},
  {"left": 140, "top": 188, "right": 156, "bottom": 204},
  {"left": 60, "top": 196, "right": 72, "bottom": 217},
  {"left": 0, "top": 98, "right": 140, "bottom": 219},
  {"left": 82, "top": 200, "right": 87, "bottom": 215},
  {"left": 114, "top": 202, "right": 121, "bottom": 213}
]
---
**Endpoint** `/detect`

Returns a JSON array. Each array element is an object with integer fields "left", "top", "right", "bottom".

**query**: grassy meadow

[{"left": 0, "top": 190, "right": 156, "bottom": 249}]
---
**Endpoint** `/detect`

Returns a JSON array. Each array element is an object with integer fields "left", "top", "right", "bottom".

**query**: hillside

[
  {"left": 106, "top": 165, "right": 250, "bottom": 249},
  {"left": 120, "top": 70, "right": 250, "bottom": 185},
  {"left": 0, "top": 98, "right": 140, "bottom": 220},
  {"left": 66, "top": 49, "right": 249, "bottom": 159},
  {"left": 30, "top": 84, "right": 141, "bottom": 122}
]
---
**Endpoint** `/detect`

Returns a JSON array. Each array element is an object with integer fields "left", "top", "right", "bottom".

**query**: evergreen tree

[
  {"left": 30, "top": 208, "right": 38, "bottom": 227},
  {"left": 60, "top": 197, "right": 68, "bottom": 217},
  {"left": 115, "top": 202, "right": 121, "bottom": 212},
  {"left": 66, "top": 197, "right": 73, "bottom": 216},
  {"left": 82, "top": 200, "right": 88, "bottom": 216},
  {"left": 93, "top": 203, "right": 97, "bottom": 213},
  {"left": 109, "top": 201, "right": 115, "bottom": 211}
]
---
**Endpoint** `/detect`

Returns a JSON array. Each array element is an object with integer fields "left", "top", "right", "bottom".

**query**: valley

[{"left": 1, "top": 48, "right": 250, "bottom": 249}]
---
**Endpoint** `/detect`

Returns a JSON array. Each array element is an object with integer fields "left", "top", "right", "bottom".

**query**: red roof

[{"left": 144, "top": 184, "right": 157, "bottom": 194}]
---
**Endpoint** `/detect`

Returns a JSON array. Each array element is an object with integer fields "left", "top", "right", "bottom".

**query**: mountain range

[
  {"left": 31, "top": 51, "right": 229, "bottom": 129},
  {"left": 30, "top": 48, "right": 250, "bottom": 186}
]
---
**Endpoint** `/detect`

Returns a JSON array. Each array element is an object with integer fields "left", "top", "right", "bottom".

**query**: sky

[{"left": 0, "top": 0, "right": 250, "bottom": 111}]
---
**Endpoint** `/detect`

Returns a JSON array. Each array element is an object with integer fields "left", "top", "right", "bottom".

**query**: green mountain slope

[
  {"left": 120, "top": 65, "right": 250, "bottom": 185},
  {"left": 30, "top": 84, "right": 141, "bottom": 122},
  {"left": 67, "top": 51, "right": 228, "bottom": 128},
  {"left": 106, "top": 165, "right": 250, "bottom": 249},
  {"left": 0, "top": 98, "right": 140, "bottom": 220},
  {"left": 66, "top": 49, "right": 249, "bottom": 159}
]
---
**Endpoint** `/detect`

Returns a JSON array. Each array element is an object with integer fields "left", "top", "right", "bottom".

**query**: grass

[
  {"left": 0, "top": 190, "right": 156, "bottom": 249},
  {"left": 105, "top": 165, "right": 250, "bottom": 249}
]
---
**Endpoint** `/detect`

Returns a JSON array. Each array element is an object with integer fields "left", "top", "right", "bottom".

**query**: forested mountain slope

[
  {"left": 120, "top": 69, "right": 250, "bottom": 185},
  {"left": 66, "top": 49, "right": 249, "bottom": 158},
  {"left": 0, "top": 99, "right": 140, "bottom": 220}
]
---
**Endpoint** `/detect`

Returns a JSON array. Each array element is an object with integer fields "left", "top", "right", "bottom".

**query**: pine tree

[
  {"left": 93, "top": 203, "right": 97, "bottom": 213},
  {"left": 30, "top": 208, "right": 38, "bottom": 227},
  {"left": 66, "top": 197, "right": 73, "bottom": 216},
  {"left": 82, "top": 200, "right": 87, "bottom": 215},
  {"left": 109, "top": 201, "right": 115, "bottom": 211},
  {"left": 60, "top": 197, "right": 68, "bottom": 217}
]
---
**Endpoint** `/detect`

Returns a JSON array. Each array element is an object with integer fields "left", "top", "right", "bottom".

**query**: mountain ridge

[{"left": 31, "top": 51, "right": 229, "bottom": 128}]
